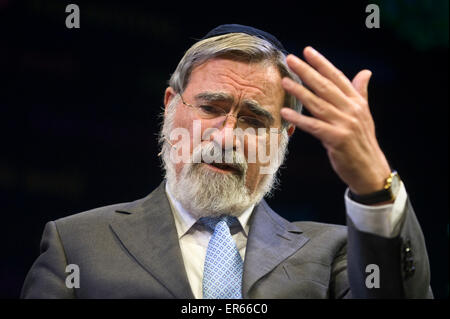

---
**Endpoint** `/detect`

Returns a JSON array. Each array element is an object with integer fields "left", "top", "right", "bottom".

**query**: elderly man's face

[{"left": 164, "top": 57, "right": 287, "bottom": 197}]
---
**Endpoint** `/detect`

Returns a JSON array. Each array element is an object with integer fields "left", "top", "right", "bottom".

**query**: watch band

[
  {"left": 348, "top": 187, "right": 394, "bottom": 205},
  {"left": 348, "top": 171, "right": 398, "bottom": 205}
]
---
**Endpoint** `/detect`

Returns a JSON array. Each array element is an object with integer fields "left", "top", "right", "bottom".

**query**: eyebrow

[
  {"left": 194, "top": 91, "right": 275, "bottom": 125},
  {"left": 243, "top": 100, "right": 275, "bottom": 125},
  {"left": 194, "top": 92, "right": 234, "bottom": 104}
]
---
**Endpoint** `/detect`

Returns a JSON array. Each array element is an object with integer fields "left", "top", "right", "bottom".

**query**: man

[{"left": 21, "top": 24, "right": 432, "bottom": 298}]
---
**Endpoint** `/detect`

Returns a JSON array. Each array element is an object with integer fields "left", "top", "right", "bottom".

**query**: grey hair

[{"left": 168, "top": 33, "right": 302, "bottom": 128}]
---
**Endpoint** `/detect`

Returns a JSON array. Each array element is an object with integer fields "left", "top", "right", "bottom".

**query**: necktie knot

[{"left": 198, "top": 216, "right": 239, "bottom": 232}]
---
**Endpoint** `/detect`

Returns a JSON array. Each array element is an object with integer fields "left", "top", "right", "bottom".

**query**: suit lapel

[
  {"left": 242, "top": 200, "right": 309, "bottom": 298},
  {"left": 109, "top": 182, "right": 194, "bottom": 299},
  {"left": 108, "top": 182, "right": 308, "bottom": 299}
]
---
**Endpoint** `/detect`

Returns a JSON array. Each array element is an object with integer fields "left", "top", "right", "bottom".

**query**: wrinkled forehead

[{"left": 186, "top": 58, "right": 285, "bottom": 108}]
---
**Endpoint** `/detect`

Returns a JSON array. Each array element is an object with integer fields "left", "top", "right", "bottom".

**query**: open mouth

[{"left": 203, "top": 162, "right": 242, "bottom": 174}]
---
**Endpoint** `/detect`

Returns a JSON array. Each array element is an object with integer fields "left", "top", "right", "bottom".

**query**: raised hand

[{"left": 281, "top": 46, "right": 391, "bottom": 196}]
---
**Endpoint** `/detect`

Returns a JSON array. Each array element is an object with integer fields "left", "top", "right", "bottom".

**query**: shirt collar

[{"left": 165, "top": 182, "right": 254, "bottom": 239}]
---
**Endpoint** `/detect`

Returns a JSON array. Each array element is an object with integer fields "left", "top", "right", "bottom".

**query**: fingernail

[
  {"left": 282, "top": 78, "right": 294, "bottom": 89},
  {"left": 287, "top": 54, "right": 301, "bottom": 64},
  {"left": 280, "top": 107, "right": 293, "bottom": 116},
  {"left": 308, "top": 46, "right": 318, "bottom": 55}
]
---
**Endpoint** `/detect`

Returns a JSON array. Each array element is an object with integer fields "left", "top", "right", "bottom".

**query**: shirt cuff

[{"left": 344, "top": 181, "right": 407, "bottom": 238}]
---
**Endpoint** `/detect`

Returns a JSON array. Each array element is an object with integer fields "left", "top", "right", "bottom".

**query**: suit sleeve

[
  {"left": 21, "top": 221, "right": 76, "bottom": 299},
  {"left": 344, "top": 198, "right": 433, "bottom": 298}
]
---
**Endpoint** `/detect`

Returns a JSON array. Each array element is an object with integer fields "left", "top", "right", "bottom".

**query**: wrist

[
  {"left": 348, "top": 171, "right": 401, "bottom": 205},
  {"left": 349, "top": 165, "right": 391, "bottom": 195}
]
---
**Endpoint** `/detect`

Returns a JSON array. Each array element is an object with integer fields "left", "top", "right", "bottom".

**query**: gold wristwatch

[{"left": 349, "top": 171, "right": 401, "bottom": 205}]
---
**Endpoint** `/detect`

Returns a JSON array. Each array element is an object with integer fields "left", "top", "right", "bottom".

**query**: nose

[{"left": 209, "top": 114, "right": 241, "bottom": 152}]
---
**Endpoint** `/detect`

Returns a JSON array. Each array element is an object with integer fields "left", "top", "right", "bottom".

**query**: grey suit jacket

[{"left": 21, "top": 181, "right": 432, "bottom": 298}]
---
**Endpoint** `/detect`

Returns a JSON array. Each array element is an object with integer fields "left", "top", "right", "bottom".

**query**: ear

[
  {"left": 164, "top": 87, "right": 177, "bottom": 116},
  {"left": 287, "top": 124, "right": 295, "bottom": 137}
]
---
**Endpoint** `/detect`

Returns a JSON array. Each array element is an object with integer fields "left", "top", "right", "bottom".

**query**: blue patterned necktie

[{"left": 199, "top": 216, "right": 243, "bottom": 299}]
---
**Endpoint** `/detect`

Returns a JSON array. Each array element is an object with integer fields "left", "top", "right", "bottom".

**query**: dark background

[{"left": 1, "top": 0, "right": 448, "bottom": 298}]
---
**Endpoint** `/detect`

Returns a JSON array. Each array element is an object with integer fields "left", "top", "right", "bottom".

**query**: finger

[
  {"left": 351, "top": 69, "right": 372, "bottom": 102},
  {"left": 280, "top": 107, "right": 339, "bottom": 145},
  {"left": 303, "top": 46, "right": 359, "bottom": 98},
  {"left": 282, "top": 77, "right": 346, "bottom": 124},
  {"left": 286, "top": 54, "right": 351, "bottom": 111}
]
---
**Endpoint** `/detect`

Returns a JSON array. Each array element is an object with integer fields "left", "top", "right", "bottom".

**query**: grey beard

[{"left": 166, "top": 142, "right": 258, "bottom": 218}]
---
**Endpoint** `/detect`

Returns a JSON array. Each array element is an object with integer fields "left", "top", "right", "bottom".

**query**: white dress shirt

[
  {"left": 345, "top": 181, "right": 407, "bottom": 238},
  {"left": 165, "top": 181, "right": 407, "bottom": 299}
]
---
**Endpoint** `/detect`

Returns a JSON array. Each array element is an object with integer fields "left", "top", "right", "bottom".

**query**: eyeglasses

[{"left": 178, "top": 93, "right": 280, "bottom": 136}]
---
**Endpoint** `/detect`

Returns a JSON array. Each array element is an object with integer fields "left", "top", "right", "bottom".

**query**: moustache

[{"left": 191, "top": 141, "right": 248, "bottom": 176}]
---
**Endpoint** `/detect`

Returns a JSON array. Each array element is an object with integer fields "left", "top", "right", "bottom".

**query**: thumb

[{"left": 352, "top": 69, "right": 372, "bottom": 101}]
